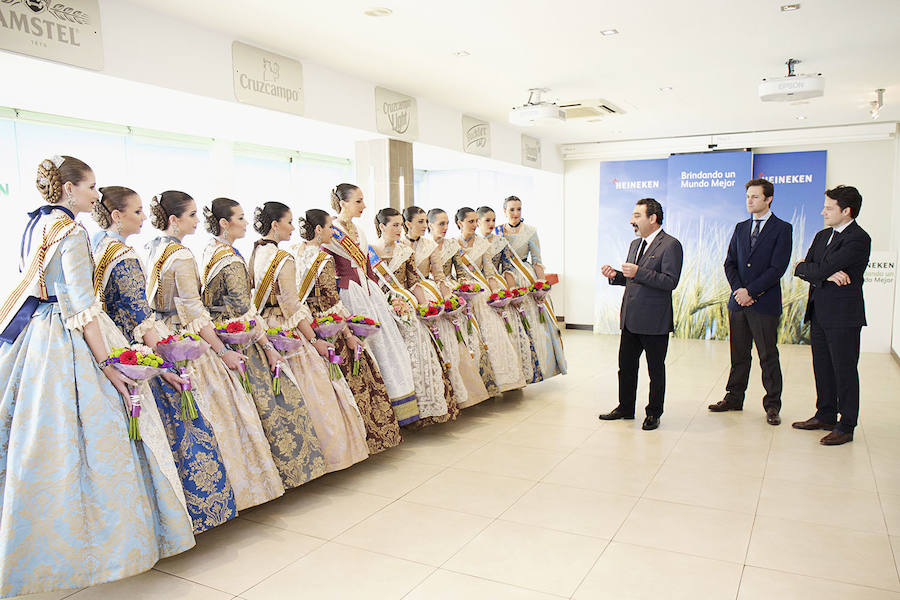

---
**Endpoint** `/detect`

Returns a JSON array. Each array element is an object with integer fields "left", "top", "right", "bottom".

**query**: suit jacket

[
  {"left": 609, "top": 230, "right": 684, "bottom": 335},
  {"left": 723, "top": 214, "right": 793, "bottom": 315},
  {"left": 794, "top": 220, "right": 870, "bottom": 328}
]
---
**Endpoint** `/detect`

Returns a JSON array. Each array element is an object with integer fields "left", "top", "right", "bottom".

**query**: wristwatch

[{"left": 215, "top": 346, "right": 228, "bottom": 357}]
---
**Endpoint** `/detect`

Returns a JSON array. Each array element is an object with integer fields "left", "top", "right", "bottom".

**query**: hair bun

[{"left": 149, "top": 194, "right": 169, "bottom": 230}]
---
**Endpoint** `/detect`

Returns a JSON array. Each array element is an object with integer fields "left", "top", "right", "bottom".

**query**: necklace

[{"left": 338, "top": 217, "right": 357, "bottom": 239}]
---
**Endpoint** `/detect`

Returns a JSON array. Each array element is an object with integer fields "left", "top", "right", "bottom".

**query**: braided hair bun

[{"left": 35, "top": 155, "right": 92, "bottom": 204}]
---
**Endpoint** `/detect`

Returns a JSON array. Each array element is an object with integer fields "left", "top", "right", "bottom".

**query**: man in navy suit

[
  {"left": 710, "top": 179, "right": 792, "bottom": 426},
  {"left": 792, "top": 185, "right": 870, "bottom": 446}
]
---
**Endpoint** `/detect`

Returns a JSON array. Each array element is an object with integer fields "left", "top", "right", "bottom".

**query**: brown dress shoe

[
  {"left": 766, "top": 408, "right": 781, "bottom": 426},
  {"left": 708, "top": 399, "right": 742, "bottom": 412},
  {"left": 791, "top": 417, "right": 836, "bottom": 430},
  {"left": 820, "top": 430, "right": 854, "bottom": 446}
]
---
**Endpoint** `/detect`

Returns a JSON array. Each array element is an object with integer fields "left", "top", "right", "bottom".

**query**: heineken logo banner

[{"left": 0, "top": 0, "right": 104, "bottom": 70}]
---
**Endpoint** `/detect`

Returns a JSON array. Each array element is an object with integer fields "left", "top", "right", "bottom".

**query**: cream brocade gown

[{"left": 146, "top": 236, "right": 284, "bottom": 511}]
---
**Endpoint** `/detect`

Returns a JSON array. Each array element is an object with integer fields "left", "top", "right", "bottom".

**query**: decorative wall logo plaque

[
  {"left": 0, "top": 0, "right": 103, "bottom": 70},
  {"left": 521, "top": 134, "right": 542, "bottom": 168},
  {"left": 375, "top": 86, "right": 418, "bottom": 140},
  {"left": 462, "top": 115, "right": 491, "bottom": 157},
  {"left": 232, "top": 41, "right": 304, "bottom": 116}
]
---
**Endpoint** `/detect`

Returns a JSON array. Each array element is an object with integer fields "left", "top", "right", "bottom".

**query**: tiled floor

[{"left": 10, "top": 330, "right": 900, "bottom": 599}]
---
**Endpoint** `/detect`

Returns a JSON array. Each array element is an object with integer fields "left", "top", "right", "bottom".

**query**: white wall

[
  {"left": 563, "top": 138, "right": 899, "bottom": 352},
  {"left": 893, "top": 134, "right": 900, "bottom": 359}
]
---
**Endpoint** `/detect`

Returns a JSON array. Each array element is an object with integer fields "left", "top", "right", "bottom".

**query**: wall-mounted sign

[
  {"left": 375, "top": 86, "right": 418, "bottom": 140},
  {"left": 862, "top": 250, "right": 896, "bottom": 353},
  {"left": 232, "top": 41, "right": 304, "bottom": 116},
  {"left": 521, "top": 134, "right": 541, "bottom": 168},
  {"left": 462, "top": 115, "right": 490, "bottom": 157},
  {"left": 0, "top": 0, "right": 103, "bottom": 70}
]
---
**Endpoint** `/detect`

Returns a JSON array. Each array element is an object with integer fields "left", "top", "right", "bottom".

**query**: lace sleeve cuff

[
  {"left": 132, "top": 316, "right": 159, "bottom": 341},
  {"left": 281, "top": 305, "right": 312, "bottom": 331},
  {"left": 64, "top": 299, "right": 103, "bottom": 331},
  {"left": 181, "top": 314, "right": 213, "bottom": 334},
  {"left": 316, "top": 300, "right": 349, "bottom": 319}
]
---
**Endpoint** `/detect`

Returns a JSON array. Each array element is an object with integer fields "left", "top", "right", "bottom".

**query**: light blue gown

[{"left": 0, "top": 212, "right": 195, "bottom": 597}]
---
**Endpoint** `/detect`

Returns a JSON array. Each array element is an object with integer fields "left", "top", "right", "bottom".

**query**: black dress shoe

[
  {"left": 766, "top": 408, "right": 781, "bottom": 426},
  {"left": 599, "top": 407, "right": 635, "bottom": 421},
  {"left": 791, "top": 416, "right": 836, "bottom": 431},
  {"left": 708, "top": 399, "right": 742, "bottom": 412},
  {"left": 820, "top": 429, "right": 854, "bottom": 446},
  {"left": 642, "top": 415, "right": 660, "bottom": 430}
]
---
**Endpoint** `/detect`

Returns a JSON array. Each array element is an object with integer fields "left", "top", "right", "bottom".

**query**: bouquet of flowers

[
  {"left": 509, "top": 287, "right": 531, "bottom": 331},
  {"left": 453, "top": 283, "right": 481, "bottom": 334},
  {"left": 441, "top": 296, "right": 467, "bottom": 343},
  {"left": 416, "top": 301, "right": 445, "bottom": 350},
  {"left": 213, "top": 319, "right": 258, "bottom": 393},
  {"left": 103, "top": 346, "right": 174, "bottom": 440},
  {"left": 312, "top": 314, "right": 346, "bottom": 379},
  {"left": 156, "top": 332, "right": 209, "bottom": 421},
  {"left": 487, "top": 290, "right": 514, "bottom": 334},
  {"left": 265, "top": 327, "right": 305, "bottom": 394},
  {"left": 348, "top": 315, "right": 381, "bottom": 376},
  {"left": 529, "top": 281, "right": 551, "bottom": 323}
]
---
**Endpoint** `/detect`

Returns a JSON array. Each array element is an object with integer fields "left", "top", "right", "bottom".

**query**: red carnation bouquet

[
  {"left": 156, "top": 332, "right": 208, "bottom": 421},
  {"left": 487, "top": 289, "right": 514, "bottom": 334},
  {"left": 213, "top": 319, "right": 258, "bottom": 393},
  {"left": 509, "top": 287, "right": 531, "bottom": 331},
  {"left": 416, "top": 301, "right": 445, "bottom": 350},
  {"left": 529, "top": 281, "right": 551, "bottom": 323},
  {"left": 103, "top": 346, "right": 174, "bottom": 440},
  {"left": 453, "top": 284, "right": 480, "bottom": 333},
  {"left": 312, "top": 314, "right": 346, "bottom": 379},
  {"left": 348, "top": 315, "right": 381, "bottom": 376},
  {"left": 442, "top": 296, "right": 467, "bottom": 343}
]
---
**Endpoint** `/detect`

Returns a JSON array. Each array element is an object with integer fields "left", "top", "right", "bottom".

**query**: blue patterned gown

[
  {"left": 92, "top": 231, "right": 238, "bottom": 534},
  {"left": 0, "top": 213, "right": 195, "bottom": 597}
]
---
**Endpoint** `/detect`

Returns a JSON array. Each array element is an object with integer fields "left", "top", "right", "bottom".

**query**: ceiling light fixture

[
  {"left": 453, "top": 50, "right": 470, "bottom": 57},
  {"left": 600, "top": 29, "right": 619, "bottom": 36},
  {"left": 870, "top": 88, "right": 885, "bottom": 120},
  {"left": 363, "top": 7, "right": 393, "bottom": 17},
  {"left": 795, "top": 115, "right": 807, "bottom": 120},
  {"left": 658, "top": 86, "right": 673, "bottom": 92},
  {"left": 780, "top": 3, "right": 801, "bottom": 11}
]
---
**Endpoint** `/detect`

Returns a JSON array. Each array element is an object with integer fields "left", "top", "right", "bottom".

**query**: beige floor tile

[
  {"left": 66, "top": 570, "right": 230, "bottom": 599},
  {"left": 453, "top": 442, "right": 569, "bottom": 481},
  {"left": 644, "top": 463, "right": 762, "bottom": 513},
  {"left": 441, "top": 416, "right": 519, "bottom": 440},
  {"left": 498, "top": 422, "right": 595, "bottom": 451},
  {"left": 576, "top": 427, "right": 679, "bottom": 463},
  {"left": 765, "top": 447, "right": 877, "bottom": 491},
  {"left": 665, "top": 437, "right": 770, "bottom": 478},
  {"left": 405, "top": 569, "right": 562, "bottom": 600},
  {"left": 334, "top": 500, "right": 490, "bottom": 566},
  {"left": 5, "top": 591, "right": 81, "bottom": 600},
  {"left": 893, "top": 537, "right": 900, "bottom": 577},
  {"left": 402, "top": 468, "right": 535, "bottom": 518},
  {"left": 154, "top": 518, "right": 323, "bottom": 595},
  {"left": 757, "top": 478, "right": 886, "bottom": 533},
  {"left": 871, "top": 453, "right": 900, "bottom": 496},
  {"left": 369, "top": 431, "right": 487, "bottom": 466},
  {"left": 316, "top": 455, "right": 444, "bottom": 498},
  {"left": 746, "top": 516, "right": 900, "bottom": 591},
  {"left": 615, "top": 498, "right": 754, "bottom": 563},
  {"left": 500, "top": 482, "right": 637, "bottom": 539},
  {"left": 882, "top": 494, "right": 900, "bottom": 536},
  {"left": 573, "top": 542, "right": 743, "bottom": 599},
  {"left": 543, "top": 450, "right": 660, "bottom": 496},
  {"left": 238, "top": 485, "right": 393, "bottom": 539},
  {"left": 241, "top": 542, "right": 433, "bottom": 600},
  {"left": 738, "top": 566, "right": 900, "bottom": 599},
  {"left": 521, "top": 403, "right": 605, "bottom": 430},
  {"left": 443, "top": 520, "right": 608, "bottom": 596}
]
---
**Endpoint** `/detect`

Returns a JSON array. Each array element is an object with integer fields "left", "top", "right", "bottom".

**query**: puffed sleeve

[
  {"left": 429, "top": 249, "right": 446, "bottom": 282},
  {"left": 172, "top": 257, "right": 214, "bottom": 333},
  {"left": 56, "top": 231, "right": 103, "bottom": 331},
  {"left": 274, "top": 257, "right": 312, "bottom": 329},
  {"left": 404, "top": 257, "right": 422, "bottom": 288},
  {"left": 528, "top": 230, "right": 544, "bottom": 267},
  {"left": 309, "top": 259, "right": 350, "bottom": 318},
  {"left": 480, "top": 250, "right": 499, "bottom": 279},
  {"left": 103, "top": 258, "right": 165, "bottom": 342}
]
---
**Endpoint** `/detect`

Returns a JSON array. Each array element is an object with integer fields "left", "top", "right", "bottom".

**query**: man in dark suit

[
  {"left": 793, "top": 185, "right": 870, "bottom": 446},
  {"left": 599, "top": 198, "right": 683, "bottom": 431},
  {"left": 710, "top": 178, "right": 792, "bottom": 425}
]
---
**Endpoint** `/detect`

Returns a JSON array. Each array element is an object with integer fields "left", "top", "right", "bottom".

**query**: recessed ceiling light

[
  {"left": 363, "top": 7, "right": 393, "bottom": 17},
  {"left": 453, "top": 50, "right": 470, "bottom": 57},
  {"left": 796, "top": 115, "right": 807, "bottom": 120},
  {"left": 780, "top": 3, "right": 801, "bottom": 11},
  {"left": 600, "top": 29, "right": 619, "bottom": 36},
  {"left": 658, "top": 86, "right": 673, "bottom": 92}
]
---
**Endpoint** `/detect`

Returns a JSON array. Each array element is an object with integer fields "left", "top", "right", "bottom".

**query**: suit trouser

[
  {"left": 724, "top": 308, "right": 783, "bottom": 412},
  {"left": 618, "top": 326, "right": 669, "bottom": 418},
  {"left": 810, "top": 310, "right": 861, "bottom": 433}
]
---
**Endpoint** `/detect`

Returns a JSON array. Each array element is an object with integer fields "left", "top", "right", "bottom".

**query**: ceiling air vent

[{"left": 558, "top": 99, "right": 624, "bottom": 120}]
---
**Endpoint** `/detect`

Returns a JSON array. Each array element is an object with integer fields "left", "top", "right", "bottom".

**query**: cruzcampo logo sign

[
  {"left": 0, "top": 0, "right": 104, "bottom": 70},
  {"left": 375, "top": 86, "right": 418, "bottom": 141}
]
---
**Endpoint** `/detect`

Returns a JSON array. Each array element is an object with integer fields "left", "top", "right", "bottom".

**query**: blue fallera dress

[
  {"left": 92, "top": 230, "right": 239, "bottom": 534},
  {"left": 0, "top": 209, "right": 194, "bottom": 597}
]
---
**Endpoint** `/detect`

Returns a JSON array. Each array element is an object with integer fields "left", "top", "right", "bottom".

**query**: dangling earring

[
  {"left": 173, "top": 222, "right": 180, "bottom": 236},
  {"left": 66, "top": 193, "right": 74, "bottom": 211},
  {"left": 115, "top": 221, "right": 123, "bottom": 235}
]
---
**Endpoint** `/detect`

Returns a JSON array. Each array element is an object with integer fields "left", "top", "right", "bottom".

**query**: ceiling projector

[
  {"left": 759, "top": 58, "right": 824, "bottom": 102},
  {"left": 509, "top": 88, "right": 566, "bottom": 126}
]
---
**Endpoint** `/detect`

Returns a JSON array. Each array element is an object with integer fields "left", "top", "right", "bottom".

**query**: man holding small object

[{"left": 599, "top": 198, "right": 683, "bottom": 431}]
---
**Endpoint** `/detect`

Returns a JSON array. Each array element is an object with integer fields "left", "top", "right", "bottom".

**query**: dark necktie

[
  {"left": 636, "top": 239, "right": 647, "bottom": 263},
  {"left": 750, "top": 219, "right": 762, "bottom": 250}
]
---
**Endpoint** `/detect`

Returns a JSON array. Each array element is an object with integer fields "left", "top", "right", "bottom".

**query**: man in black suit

[
  {"left": 793, "top": 185, "right": 870, "bottom": 446},
  {"left": 599, "top": 198, "right": 683, "bottom": 431},
  {"left": 710, "top": 178, "right": 792, "bottom": 425}
]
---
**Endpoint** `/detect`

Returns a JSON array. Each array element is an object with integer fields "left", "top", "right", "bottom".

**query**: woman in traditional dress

[
  {"left": 91, "top": 186, "right": 237, "bottom": 534},
  {"left": 291, "top": 209, "right": 401, "bottom": 454},
  {"left": 249, "top": 201, "right": 368, "bottom": 472},
  {"left": 326, "top": 184, "right": 419, "bottom": 426},
  {"left": 371, "top": 208, "right": 457, "bottom": 425},
  {"left": 402, "top": 206, "right": 489, "bottom": 409},
  {"left": 146, "top": 191, "right": 284, "bottom": 511},
  {"left": 497, "top": 196, "right": 566, "bottom": 377},
  {"left": 0, "top": 157, "right": 194, "bottom": 597},
  {"left": 426, "top": 208, "right": 499, "bottom": 398},
  {"left": 477, "top": 206, "right": 542, "bottom": 384},
  {"left": 199, "top": 198, "right": 328, "bottom": 484},
  {"left": 451, "top": 207, "right": 525, "bottom": 392}
]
